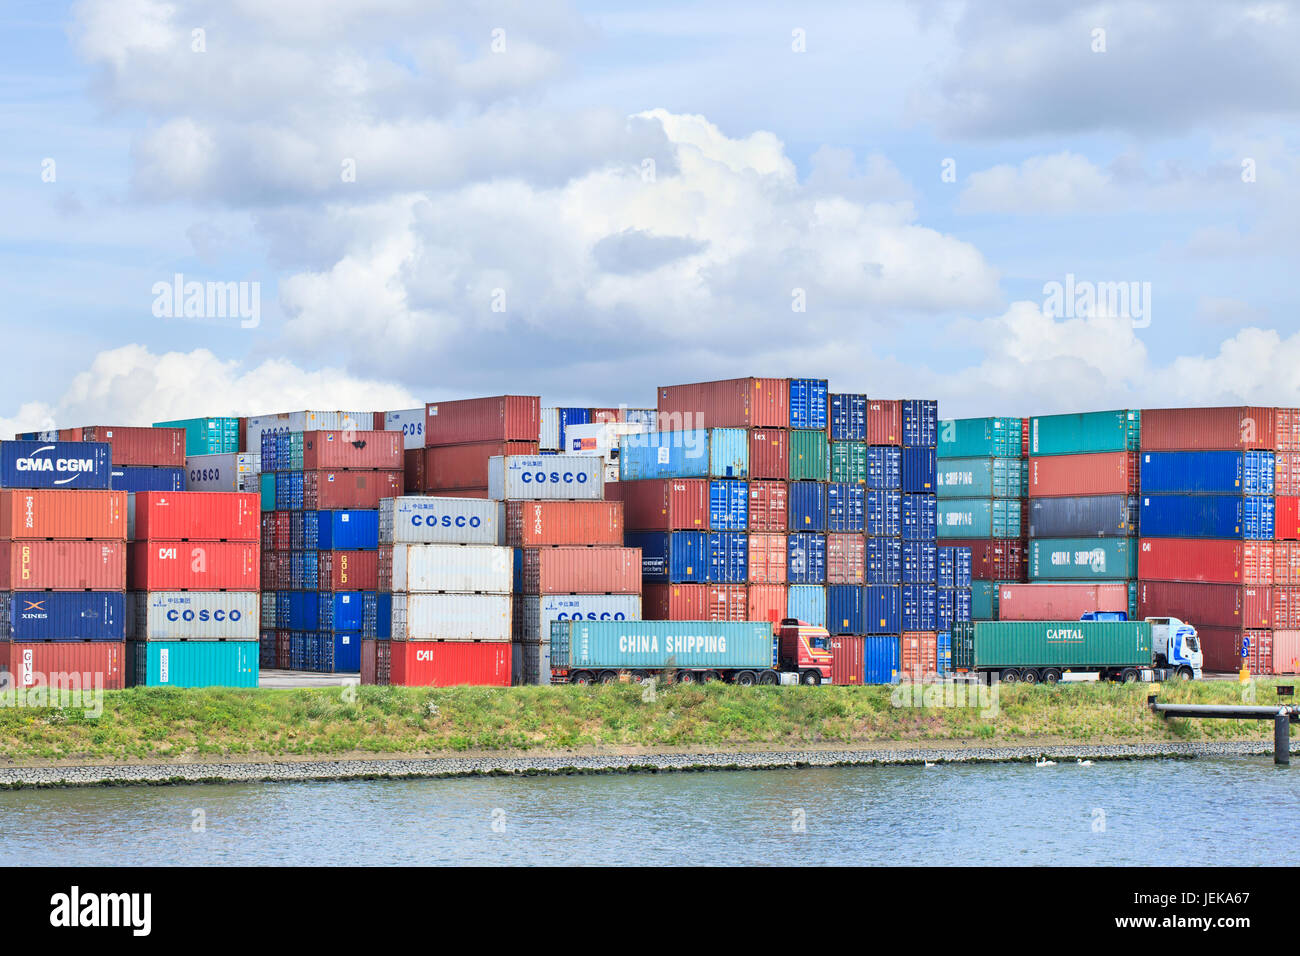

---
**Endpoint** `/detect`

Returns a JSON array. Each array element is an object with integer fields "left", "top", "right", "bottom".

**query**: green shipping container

[
  {"left": 938, "top": 417, "right": 1023, "bottom": 459},
  {"left": 1028, "top": 409, "right": 1140, "bottom": 456},
  {"left": 260, "top": 471, "right": 276, "bottom": 511},
  {"left": 789, "top": 429, "right": 829, "bottom": 481},
  {"left": 971, "top": 581, "right": 998, "bottom": 620},
  {"left": 127, "top": 641, "right": 259, "bottom": 688},
  {"left": 951, "top": 620, "right": 1152, "bottom": 671},
  {"left": 938, "top": 498, "right": 1022, "bottom": 538},
  {"left": 936, "top": 457, "right": 1026, "bottom": 498},
  {"left": 1027, "top": 537, "right": 1137, "bottom": 581},
  {"left": 830, "top": 441, "right": 867, "bottom": 483},
  {"left": 153, "top": 416, "right": 241, "bottom": 456}
]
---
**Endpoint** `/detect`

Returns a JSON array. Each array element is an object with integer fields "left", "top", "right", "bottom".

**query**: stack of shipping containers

[
  {"left": 166, "top": 416, "right": 261, "bottom": 494},
  {"left": 85, "top": 425, "right": 186, "bottom": 494},
  {"left": 406, "top": 396, "right": 540, "bottom": 498},
  {"left": 897, "top": 400, "right": 939, "bottom": 680},
  {"left": 0, "top": 440, "right": 127, "bottom": 688},
  {"left": 126, "top": 491, "right": 260, "bottom": 686}
]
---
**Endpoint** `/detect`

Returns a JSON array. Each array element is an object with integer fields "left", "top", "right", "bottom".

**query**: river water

[{"left": 1, "top": 756, "right": 1295, "bottom": 865}]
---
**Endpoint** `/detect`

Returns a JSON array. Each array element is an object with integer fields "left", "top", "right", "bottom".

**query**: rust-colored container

[
  {"left": 605, "top": 479, "right": 706, "bottom": 530},
  {"left": 997, "top": 583, "right": 1131, "bottom": 620},
  {"left": 1276, "top": 541, "right": 1300, "bottom": 585},
  {"left": 1276, "top": 497, "right": 1300, "bottom": 540},
  {"left": 747, "top": 583, "right": 787, "bottom": 628},
  {"left": 433, "top": 488, "right": 489, "bottom": 499},
  {"left": 1138, "top": 538, "right": 1273, "bottom": 585},
  {"left": 519, "top": 546, "right": 641, "bottom": 594},
  {"left": 831, "top": 635, "right": 865, "bottom": 686},
  {"left": 261, "top": 551, "right": 278, "bottom": 591},
  {"left": 867, "top": 401, "right": 902, "bottom": 445},
  {"left": 748, "top": 480, "right": 788, "bottom": 532},
  {"left": 269, "top": 511, "right": 291, "bottom": 552},
  {"left": 0, "top": 540, "right": 125, "bottom": 589},
  {"left": 1272, "top": 588, "right": 1300, "bottom": 629},
  {"left": 303, "top": 470, "right": 402, "bottom": 510},
  {"left": 276, "top": 631, "right": 292, "bottom": 670},
  {"left": 748, "top": 428, "right": 789, "bottom": 480},
  {"left": 128, "top": 540, "right": 259, "bottom": 590},
  {"left": 944, "top": 538, "right": 1025, "bottom": 581},
  {"left": 1277, "top": 409, "right": 1300, "bottom": 453},
  {"left": 1139, "top": 406, "right": 1277, "bottom": 451},
  {"left": 360, "top": 638, "right": 392, "bottom": 685},
  {"left": 424, "top": 396, "right": 540, "bottom": 447},
  {"left": 826, "top": 533, "right": 865, "bottom": 584},
  {"left": 388, "top": 640, "right": 511, "bottom": 687},
  {"left": 58, "top": 428, "right": 82, "bottom": 442},
  {"left": 1137, "top": 580, "right": 1272, "bottom": 628},
  {"left": 0, "top": 641, "right": 126, "bottom": 690},
  {"left": 748, "top": 532, "right": 787, "bottom": 584},
  {"left": 1277, "top": 453, "right": 1300, "bottom": 495},
  {"left": 1273, "top": 630, "right": 1300, "bottom": 674},
  {"left": 302, "top": 430, "right": 402, "bottom": 471},
  {"left": 656, "top": 377, "right": 788, "bottom": 429},
  {"left": 82, "top": 426, "right": 185, "bottom": 465},
  {"left": 642, "top": 583, "right": 706, "bottom": 620},
  {"left": 505, "top": 500, "right": 623, "bottom": 546},
  {"left": 132, "top": 491, "right": 260, "bottom": 541},
  {"left": 0, "top": 490, "right": 126, "bottom": 540},
  {"left": 404, "top": 447, "right": 426, "bottom": 492},
  {"left": 900, "top": 630, "right": 937, "bottom": 678},
  {"left": 707, "top": 585, "right": 748, "bottom": 621},
  {"left": 1027, "top": 451, "right": 1139, "bottom": 496},
  {"left": 1199, "top": 627, "right": 1271, "bottom": 674},
  {"left": 318, "top": 550, "right": 379, "bottom": 590},
  {"left": 260, "top": 514, "right": 275, "bottom": 551},
  {"left": 413, "top": 441, "right": 539, "bottom": 491}
]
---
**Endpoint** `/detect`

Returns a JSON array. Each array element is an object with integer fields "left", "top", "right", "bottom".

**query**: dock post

[{"left": 1276, "top": 712, "right": 1291, "bottom": 766}]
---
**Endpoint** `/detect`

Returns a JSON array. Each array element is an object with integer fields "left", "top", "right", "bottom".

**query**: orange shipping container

[
  {"left": 1276, "top": 541, "right": 1300, "bottom": 585},
  {"left": 1028, "top": 451, "right": 1139, "bottom": 496},
  {"left": 519, "top": 547, "right": 641, "bottom": 594},
  {"left": 302, "top": 430, "right": 402, "bottom": 471},
  {"left": 747, "top": 533, "right": 787, "bottom": 584},
  {"left": 1199, "top": 627, "right": 1271, "bottom": 674},
  {"left": 747, "top": 584, "right": 787, "bottom": 629},
  {"left": 0, "top": 490, "right": 126, "bottom": 540},
  {"left": 1277, "top": 452, "right": 1300, "bottom": 495},
  {"left": 747, "top": 480, "right": 788, "bottom": 532},
  {"left": 656, "top": 378, "right": 788, "bottom": 429},
  {"left": 748, "top": 428, "right": 789, "bottom": 480},
  {"left": 642, "top": 583, "right": 707, "bottom": 620},
  {"left": 867, "top": 401, "right": 902, "bottom": 445},
  {"left": 81, "top": 426, "right": 185, "bottom": 466},
  {"left": 900, "top": 630, "right": 937, "bottom": 678},
  {"left": 505, "top": 500, "right": 623, "bottom": 547},
  {"left": 387, "top": 640, "right": 510, "bottom": 686},
  {"left": 0, "top": 641, "right": 126, "bottom": 690},
  {"left": 1277, "top": 409, "right": 1300, "bottom": 453},
  {"left": 318, "top": 550, "right": 379, "bottom": 591},
  {"left": 831, "top": 635, "right": 864, "bottom": 686},
  {"left": 707, "top": 585, "right": 748, "bottom": 621},
  {"left": 1139, "top": 406, "right": 1277, "bottom": 452},
  {"left": 0, "top": 540, "right": 126, "bottom": 589},
  {"left": 128, "top": 540, "right": 259, "bottom": 590}
]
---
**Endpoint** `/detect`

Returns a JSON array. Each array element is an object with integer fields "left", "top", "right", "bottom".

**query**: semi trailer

[{"left": 549, "top": 618, "right": 833, "bottom": 685}]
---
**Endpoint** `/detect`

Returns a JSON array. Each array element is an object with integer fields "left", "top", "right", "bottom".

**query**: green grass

[{"left": 0, "top": 678, "right": 1290, "bottom": 762}]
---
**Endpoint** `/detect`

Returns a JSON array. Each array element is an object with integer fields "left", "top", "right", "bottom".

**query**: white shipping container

[
  {"left": 185, "top": 452, "right": 261, "bottom": 492},
  {"left": 512, "top": 594, "right": 642, "bottom": 643},
  {"left": 379, "top": 496, "right": 503, "bottom": 545},
  {"left": 127, "top": 591, "right": 261, "bottom": 640},
  {"left": 385, "top": 544, "right": 512, "bottom": 593},
  {"left": 245, "top": 410, "right": 373, "bottom": 454},
  {"left": 383, "top": 408, "right": 426, "bottom": 449},
  {"left": 539, "top": 408, "right": 561, "bottom": 451},
  {"left": 391, "top": 593, "right": 511, "bottom": 641},
  {"left": 487, "top": 455, "right": 604, "bottom": 501}
]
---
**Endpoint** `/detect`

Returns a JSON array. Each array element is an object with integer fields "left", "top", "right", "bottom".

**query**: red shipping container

[
  {"left": 656, "top": 377, "right": 788, "bottom": 429},
  {"left": 388, "top": 640, "right": 510, "bottom": 686},
  {"left": 1027, "top": 451, "right": 1138, "bottom": 496},
  {"left": 642, "top": 583, "right": 707, "bottom": 620},
  {"left": 748, "top": 532, "right": 787, "bottom": 584},
  {"left": 318, "top": 550, "right": 378, "bottom": 590},
  {"left": 520, "top": 547, "right": 641, "bottom": 594},
  {"left": 1272, "top": 588, "right": 1300, "bottom": 629},
  {"left": 302, "top": 430, "right": 402, "bottom": 471},
  {"left": 867, "top": 401, "right": 902, "bottom": 445},
  {"left": 997, "top": 583, "right": 1130, "bottom": 620},
  {"left": 132, "top": 491, "right": 260, "bottom": 541},
  {"left": 830, "top": 635, "right": 865, "bottom": 686},
  {"left": 404, "top": 447, "right": 426, "bottom": 492},
  {"left": 435, "top": 488, "right": 490, "bottom": 499},
  {"left": 826, "top": 533, "right": 865, "bottom": 584},
  {"left": 505, "top": 500, "right": 623, "bottom": 547},
  {"left": 1138, "top": 538, "right": 1273, "bottom": 585},
  {"left": 1139, "top": 406, "right": 1277, "bottom": 451},
  {"left": 590, "top": 408, "right": 621, "bottom": 423},
  {"left": 706, "top": 585, "right": 748, "bottom": 621},
  {"left": 270, "top": 511, "right": 291, "bottom": 552},
  {"left": 414, "top": 441, "right": 539, "bottom": 491},
  {"left": 1276, "top": 541, "right": 1300, "bottom": 584},
  {"left": 0, "top": 490, "right": 126, "bottom": 540},
  {"left": 900, "top": 631, "right": 937, "bottom": 678},
  {"left": 1273, "top": 630, "right": 1300, "bottom": 674},
  {"left": 748, "top": 429, "right": 789, "bottom": 480},
  {"left": 1276, "top": 453, "right": 1300, "bottom": 496},
  {"left": 360, "top": 638, "right": 392, "bottom": 685},
  {"left": 58, "top": 428, "right": 81, "bottom": 442},
  {"left": 261, "top": 551, "right": 278, "bottom": 591},
  {"left": 303, "top": 470, "right": 402, "bottom": 510},
  {"left": 1277, "top": 408, "right": 1300, "bottom": 453},
  {"left": 748, "top": 480, "right": 788, "bottom": 532},
  {"left": 747, "top": 584, "right": 787, "bottom": 629},
  {"left": 424, "top": 396, "right": 540, "bottom": 447},
  {"left": 1276, "top": 497, "right": 1300, "bottom": 540},
  {"left": 607, "top": 479, "right": 707, "bottom": 530},
  {"left": 0, "top": 540, "right": 125, "bottom": 589},
  {"left": 945, "top": 538, "right": 1025, "bottom": 581},
  {"left": 128, "top": 540, "right": 259, "bottom": 590},
  {"left": 1137, "top": 580, "right": 1271, "bottom": 628},
  {"left": 0, "top": 641, "right": 126, "bottom": 690},
  {"left": 81, "top": 426, "right": 185, "bottom": 466},
  {"left": 372, "top": 412, "right": 386, "bottom": 431},
  {"left": 276, "top": 631, "right": 292, "bottom": 670},
  {"left": 1199, "top": 627, "right": 1271, "bottom": 674}
]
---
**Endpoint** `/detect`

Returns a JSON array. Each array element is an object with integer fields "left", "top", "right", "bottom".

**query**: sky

[{"left": 0, "top": 0, "right": 1297, "bottom": 432}]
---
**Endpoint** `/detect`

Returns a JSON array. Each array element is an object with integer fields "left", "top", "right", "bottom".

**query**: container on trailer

[
  {"left": 900, "top": 630, "right": 938, "bottom": 677},
  {"left": 423, "top": 396, "right": 540, "bottom": 446},
  {"left": 386, "top": 640, "right": 510, "bottom": 686},
  {"left": 863, "top": 636, "right": 900, "bottom": 684},
  {"left": 952, "top": 620, "right": 1152, "bottom": 671},
  {"left": 789, "top": 379, "right": 829, "bottom": 430},
  {"left": 0, "top": 641, "right": 125, "bottom": 690},
  {"left": 787, "top": 585, "right": 826, "bottom": 628},
  {"left": 867, "top": 446, "right": 901, "bottom": 490},
  {"left": 1029, "top": 410, "right": 1140, "bottom": 456},
  {"left": 747, "top": 428, "right": 788, "bottom": 480},
  {"left": 867, "top": 490, "right": 901, "bottom": 537},
  {"left": 708, "top": 479, "right": 748, "bottom": 531},
  {"left": 748, "top": 584, "right": 787, "bottom": 627},
  {"left": 488, "top": 455, "right": 604, "bottom": 500},
  {"left": 1139, "top": 406, "right": 1276, "bottom": 452},
  {"left": 863, "top": 585, "right": 901, "bottom": 634},
  {"left": 552, "top": 619, "right": 776, "bottom": 672},
  {"left": 619, "top": 429, "right": 748, "bottom": 480},
  {"left": 1137, "top": 581, "right": 1272, "bottom": 629},
  {"left": 0, "top": 440, "right": 112, "bottom": 490},
  {"left": 153, "top": 417, "right": 241, "bottom": 456},
  {"left": 938, "top": 498, "right": 1021, "bottom": 539},
  {"left": 788, "top": 430, "right": 828, "bottom": 482},
  {"left": 129, "top": 491, "right": 260, "bottom": 541},
  {"left": 301, "top": 430, "right": 402, "bottom": 471},
  {"left": 827, "top": 585, "right": 864, "bottom": 635},
  {"left": 789, "top": 482, "right": 827, "bottom": 531},
  {"left": 748, "top": 532, "right": 788, "bottom": 584},
  {"left": 830, "top": 442, "right": 868, "bottom": 484},
  {"left": 0, "top": 540, "right": 125, "bottom": 590},
  {"left": 1140, "top": 450, "right": 1275, "bottom": 495},
  {"left": 82, "top": 426, "right": 185, "bottom": 467},
  {"left": 0, "top": 592, "right": 124, "bottom": 641},
  {"left": 831, "top": 635, "right": 865, "bottom": 685},
  {"left": 656, "top": 377, "right": 789, "bottom": 429},
  {"left": 706, "top": 532, "right": 747, "bottom": 583},
  {"left": 902, "top": 400, "right": 938, "bottom": 448},
  {"left": 186, "top": 453, "right": 260, "bottom": 493},
  {"left": 787, "top": 532, "right": 827, "bottom": 584},
  {"left": 1028, "top": 451, "right": 1139, "bottom": 497},
  {"left": 901, "top": 493, "right": 938, "bottom": 541},
  {"left": 747, "top": 480, "right": 788, "bottom": 532},
  {"left": 1137, "top": 538, "right": 1273, "bottom": 585},
  {"left": 902, "top": 540, "right": 937, "bottom": 584},
  {"left": 379, "top": 496, "right": 500, "bottom": 546},
  {"left": 936, "top": 457, "right": 1026, "bottom": 499},
  {"left": 1028, "top": 495, "right": 1137, "bottom": 538},
  {"left": 937, "top": 417, "right": 1023, "bottom": 459},
  {"left": 505, "top": 500, "right": 622, "bottom": 547},
  {"left": 127, "top": 640, "right": 258, "bottom": 688},
  {"left": 830, "top": 394, "right": 868, "bottom": 441},
  {"left": 997, "top": 583, "right": 1132, "bottom": 621},
  {"left": 947, "top": 538, "right": 1026, "bottom": 581},
  {"left": 126, "top": 591, "right": 260, "bottom": 641},
  {"left": 826, "top": 533, "right": 865, "bottom": 584},
  {"left": 518, "top": 546, "right": 641, "bottom": 594},
  {"left": 1139, "top": 494, "right": 1274, "bottom": 539},
  {"left": 867, "top": 536, "right": 901, "bottom": 585},
  {"left": 388, "top": 593, "right": 511, "bottom": 641},
  {"left": 512, "top": 594, "right": 641, "bottom": 642},
  {"left": 411, "top": 441, "right": 541, "bottom": 492},
  {"left": 303, "top": 470, "right": 403, "bottom": 511},
  {"left": 128, "top": 540, "right": 258, "bottom": 590},
  {"left": 1027, "top": 537, "right": 1137, "bottom": 581},
  {"left": 642, "top": 583, "right": 707, "bottom": 619},
  {"left": 379, "top": 544, "right": 511, "bottom": 593},
  {"left": 0, "top": 489, "right": 126, "bottom": 540}
]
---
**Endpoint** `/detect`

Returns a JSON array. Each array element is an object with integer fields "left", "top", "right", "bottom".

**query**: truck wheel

[
  {"left": 758, "top": 671, "right": 779, "bottom": 685},
  {"left": 800, "top": 670, "right": 821, "bottom": 686},
  {"left": 571, "top": 671, "right": 594, "bottom": 686},
  {"left": 677, "top": 670, "right": 696, "bottom": 685},
  {"left": 999, "top": 669, "right": 1020, "bottom": 684},
  {"left": 734, "top": 671, "right": 757, "bottom": 686},
  {"left": 1119, "top": 668, "right": 1138, "bottom": 683},
  {"left": 698, "top": 670, "right": 718, "bottom": 684},
  {"left": 599, "top": 671, "right": 619, "bottom": 684},
  {"left": 1020, "top": 669, "right": 1040, "bottom": 685},
  {"left": 1042, "top": 669, "right": 1062, "bottom": 684},
  {"left": 1176, "top": 667, "right": 1193, "bottom": 681}
]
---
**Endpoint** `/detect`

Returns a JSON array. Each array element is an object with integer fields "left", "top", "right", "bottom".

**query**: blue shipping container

[
  {"left": 626, "top": 531, "right": 708, "bottom": 583},
  {"left": 787, "top": 585, "right": 827, "bottom": 628},
  {"left": 318, "top": 591, "right": 368, "bottom": 632},
  {"left": 901, "top": 540, "right": 937, "bottom": 584},
  {"left": 557, "top": 407, "right": 591, "bottom": 452},
  {"left": 1139, "top": 451, "right": 1275, "bottom": 496},
  {"left": 867, "top": 446, "right": 901, "bottom": 490},
  {"left": 788, "top": 482, "right": 827, "bottom": 531},
  {"left": 826, "top": 585, "right": 864, "bottom": 635},
  {"left": 867, "top": 490, "right": 902, "bottom": 537},
  {"left": 0, "top": 440, "right": 112, "bottom": 489},
  {"left": 901, "top": 493, "right": 938, "bottom": 541},
  {"left": 901, "top": 583, "right": 938, "bottom": 630},
  {"left": 863, "top": 586, "right": 901, "bottom": 635},
  {"left": 709, "top": 480, "right": 749, "bottom": 531},
  {"left": 110, "top": 466, "right": 185, "bottom": 492},
  {"left": 901, "top": 447, "right": 937, "bottom": 493},
  {"left": 830, "top": 393, "right": 867, "bottom": 441},
  {"left": 287, "top": 591, "right": 320, "bottom": 630},
  {"left": 789, "top": 379, "right": 829, "bottom": 430},
  {"left": 867, "top": 536, "right": 901, "bottom": 585},
  {"left": 2, "top": 591, "right": 124, "bottom": 641},
  {"left": 312, "top": 510, "right": 380, "bottom": 550},
  {"left": 902, "top": 400, "right": 938, "bottom": 448},
  {"left": 826, "top": 483, "right": 865, "bottom": 532},
  {"left": 619, "top": 429, "right": 749, "bottom": 480},
  {"left": 936, "top": 589, "right": 954, "bottom": 630},
  {"left": 312, "top": 631, "right": 362, "bottom": 673},
  {"left": 363, "top": 591, "right": 392, "bottom": 638},
  {"left": 787, "top": 533, "right": 827, "bottom": 584},
  {"left": 707, "top": 532, "right": 748, "bottom": 583},
  {"left": 863, "top": 635, "right": 900, "bottom": 684},
  {"left": 1139, "top": 494, "right": 1274, "bottom": 539},
  {"left": 954, "top": 587, "right": 972, "bottom": 623}
]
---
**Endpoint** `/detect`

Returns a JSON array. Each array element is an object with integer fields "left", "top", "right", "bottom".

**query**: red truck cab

[{"left": 776, "top": 618, "right": 834, "bottom": 684}]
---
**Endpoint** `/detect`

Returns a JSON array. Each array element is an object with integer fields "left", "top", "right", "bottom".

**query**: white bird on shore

[
  {"left": 1077, "top": 758, "right": 1093, "bottom": 767},
  {"left": 1035, "top": 756, "right": 1056, "bottom": 767},
  {"left": 924, "top": 760, "right": 936, "bottom": 768}
]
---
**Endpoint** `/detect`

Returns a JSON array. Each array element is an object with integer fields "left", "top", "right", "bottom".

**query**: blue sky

[{"left": 1, "top": 0, "right": 1297, "bottom": 430}]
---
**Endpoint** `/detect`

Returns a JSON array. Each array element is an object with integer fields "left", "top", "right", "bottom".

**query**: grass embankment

[{"left": 0, "top": 678, "right": 1292, "bottom": 763}]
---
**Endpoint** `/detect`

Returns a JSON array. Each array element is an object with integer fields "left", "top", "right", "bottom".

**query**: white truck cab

[{"left": 1145, "top": 616, "right": 1202, "bottom": 680}]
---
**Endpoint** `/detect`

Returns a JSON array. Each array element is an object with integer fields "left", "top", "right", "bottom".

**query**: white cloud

[{"left": 958, "top": 152, "right": 1112, "bottom": 214}]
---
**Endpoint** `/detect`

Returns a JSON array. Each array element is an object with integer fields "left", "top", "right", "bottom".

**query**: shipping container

[
  {"left": 110, "top": 466, "right": 185, "bottom": 492},
  {"left": 1028, "top": 451, "right": 1139, "bottom": 497},
  {"left": 0, "top": 440, "right": 112, "bottom": 489},
  {"left": 826, "top": 483, "right": 865, "bottom": 533},
  {"left": 0, "top": 641, "right": 125, "bottom": 690},
  {"left": 552, "top": 619, "right": 775, "bottom": 672},
  {"left": 513, "top": 594, "right": 641, "bottom": 642},
  {"left": 0, "top": 540, "right": 126, "bottom": 590},
  {"left": 863, "top": 635, "right": 900, "bottom": 684},
  {"left": 186, "top": 453, "right": 260, "bottom": 493},
  {"left": 708, "top": 479, "right": 748, "bottom": 531},
  {"left": 153, "top": 417, "right": 240, "bottom": 456},
  {"left": 0, "top": 489, "right": 125, "bottom": 540},
  {"left": 1277, "top": 452, "right": 1300, "bottom": 496},
  {"left": 707, "top": 532, "right": 748, "bottom": 583},
  {"left": 619, "top": 428, "right": 749, "bottom": 480},
  {"left": 788, "top": 430, "right": 828, "bottom": 482},
  {"left": 830, "top": 635, "right": 865, "bottom": 685},
  {"left": 747, "top": 481, "right": 788, "bottom": 532},
  {"left": 411, "top": 441, "right": 540, "bottom": 492},
  {"left": 608, "top": 478, "right": 707, "bottom": 531},
  {"left": 318, "top": 550, "right": 378, "bottom": 591},
  {"left": 1027, "top": 537, "right": 1137, "bottom": 581},
  {"left": 0, "top": 591, "right": 124, "bottom": 641},
  {"left": 505, "top": 500, "right": 622, "bottom": 547},
  {"left": 747, "top": 428, "right": 789, "bottom": 480},
  {"left": 947, "top": 538, "right": 1026, "bottom": 582},
  {"left": 387, "top": 592, "right": 511, "bottom": 641},
  {"left": 126, "top": 591, "right": 259, "bottom": 640},
  {"left": 488, "top": 455, "right": 604, "bottom": 500},
  {"left": 379, "top": 544, "right": 511, "bottom": 593},
  {"left": 379, "top": 496, "right": 500, "bottom": 546},
  {"left": 127, "top": 640, "right": 258, "bottom": 688},
  {"left": 902, "top": 400, "right": 938, "bottom": 448},
  {"left": 1198, "top": 627, "right": 1272, "bottom": 674},
  {"left": 1029, "top": 410, "right": 1140, "bottom": 456},
  {"left": 901, "top": 583, "right": 938, "bottom": 630},
  {"left": 866, "top": 446, "right": 901, "bottom": 490},
  {"left": 656, "top": 377, "right": 788, "bottom": 429},
  {"left": 747, "top": 583, "right": 787, "bottom": 626},
  {"left": 1276, "top": 497, "right": 1300, "bottom": 541},
  {"left": 788, "top": 482, "right": 827, "bottom": 531},
  {"left": 830, "top": 442, "right": 868, "bottom": 484},
  {"left": 789, "top": 379, "right": 829, "bottom": 430},
  {"left": 867, "top": 402, "right": 902, "bottom": 446},
  {"left": 867, "top": 536, "right": 901, "bottom": 585},
  {"left": 245, "top": 411, "right": 371, "bottom": 456},
  {"left": 937, "top": 417, "right": 1023, "bottom": 459},
  {"left": 901, "top": 493, "right": 938, "bottom": 541},
  {"left": 259, "top": 472, "right": 275, "bottom": 511},
  {"left": 863, "top": 585, "right": 901, "bottom": 634},
  {"left": 1140, "top": 450, "right": 1274, "bottom": 495},
  {"left": 1273, "top": 630, "right": 1300, "bottom": 674},
  {"left": 128, "top": 540, "right": 258, "bottom": 590},
  {"left": 1139, "top": 406, "right": 1276, "bottom": 452},
  {"left": 301, "top": 430, "right": 402, "bottom": 471},
  {"left": 935, "top": 457, "right": 1026, "bottom": 499},
  {"left": 938, "top": 498, "right": 1021, "bottom": 539},
  {"left": 381, "top": 408, "right": 426, "bottom": 449},
  {"left": 900, "top": 630, "right": 938, "bottom": 677},
  {"left": 1028, "top": 494, "right": 1137, "bottom": 538},
  {"left": 1137, "top": 581, "right": 1271, "bottom": 629},
  {"left": 787, "top": 585, "right": 826, "bottom": 627},
  {"left": 423, "top": 396, "right": 540, "bottom": 446},
  {"left": 1137, "top": 537, "right": 1273, "bottom": 585},
  {"left": 704, "top": 584, "right": 748, "bottom": 621},
  {"left": 830, "top": 394, "right": 867, "bottom": 441},
  {"left": 385, "top": 640, "right": 510, "bottom": 686},
  {"left": 303, "top": 470, "right": 403, "bottom": 511},
  {"left": 748, "top": 532, "right": 788, "bottom": 584},
  {"left": 952, "top": 620, "right": 1152, "bottom": 671},
  {"left": 787, "top": 533, "right": 827, "bottom": 584},
  {"left": 900, "top": 447, "right": 936, "bottom": 493},
  {"left": 642, "top": 582, "right": 707, "bottom": 619},
  {"left": 518, "top": 546, "right": 641, "bottom": 594},
  {"left": 308, "top": 509, "right": 379, "bottom": 550},
  {"left": 826, "top": 533, "right": 865, "bottom": 584},
  {"left": 82, "top": 426, "right": 185, "bottom": 466},
  {"left": 866, "top": 490, "right": 901, "bottom": 537},
  {"left": 902, "top": 539, "right": 937, "bottom": 584},
  {"left": 997, "top": 583, "right": 1133, "bottom": 621},
  {"left": 627, "top": 530, "right": 707, "bottom": 582},
  {"left": 937, "top": 546, "right": 973, "bottom": 588},
  {"left": 129, "top": 491, "right": 260, "bottom": 541},
  {"left": 826, "top": 585, "right": 864, "bottom": 635},
  {"left": 1139, "top": 494, "right": 1274, "bottom": 539}
]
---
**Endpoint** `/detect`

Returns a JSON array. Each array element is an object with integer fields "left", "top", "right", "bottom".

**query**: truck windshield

[
  {"left": 807, "top": 634, "right": 830, "bottom": 651},
  {"left": 1185, "top": 634, "right": 1200, "bottom": 652}
]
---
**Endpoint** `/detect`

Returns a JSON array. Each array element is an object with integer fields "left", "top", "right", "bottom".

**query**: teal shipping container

[
  {"left": 938, "top": 498, "right": 1021, "bottom": 538},
  {"left": 936, "top": 457, "right": 1027, "bottom": 499},
  {"left": 971, "top": 581, "right": 999, "bottom": 619},
  {"left": 127, "top": 640, "right": 259, "bottom": 688},
  {"left": 1029, "top": 410, "right": 1140, "bottom": 456},
  {"left": 951, "top": 620, "right": 1152, "bottom": 671},
  {"left": 937, "top": 417, "right": 1023, "bottom": 459},
  {"left": 551, "top": 620, "right": 774, "bottom": 671},
  {"left": 1028, "top": 537, "right": 1137, "bottom": 581},
  {"left": 259, "top": 471, "right": 276, "bottom": 511},
  {"left": 619, "top": 428, "right": 749, "bottom": 480},
  {"left": 153, "top": 417, "right": 241, "bottom": 455}
]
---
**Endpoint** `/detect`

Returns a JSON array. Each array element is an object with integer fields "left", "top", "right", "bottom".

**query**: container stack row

[
  {"left": 23, "top": 425, "right": 190, "bottom": 494},
  {"left": 167, "top": 416, "right": 261, "bottom": 494},
  {"left": 259, "top": 428, "right": 403, "bottom": 672},
  {"left": 403, "top": 396, "right": 541, "bottom": 498}
]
